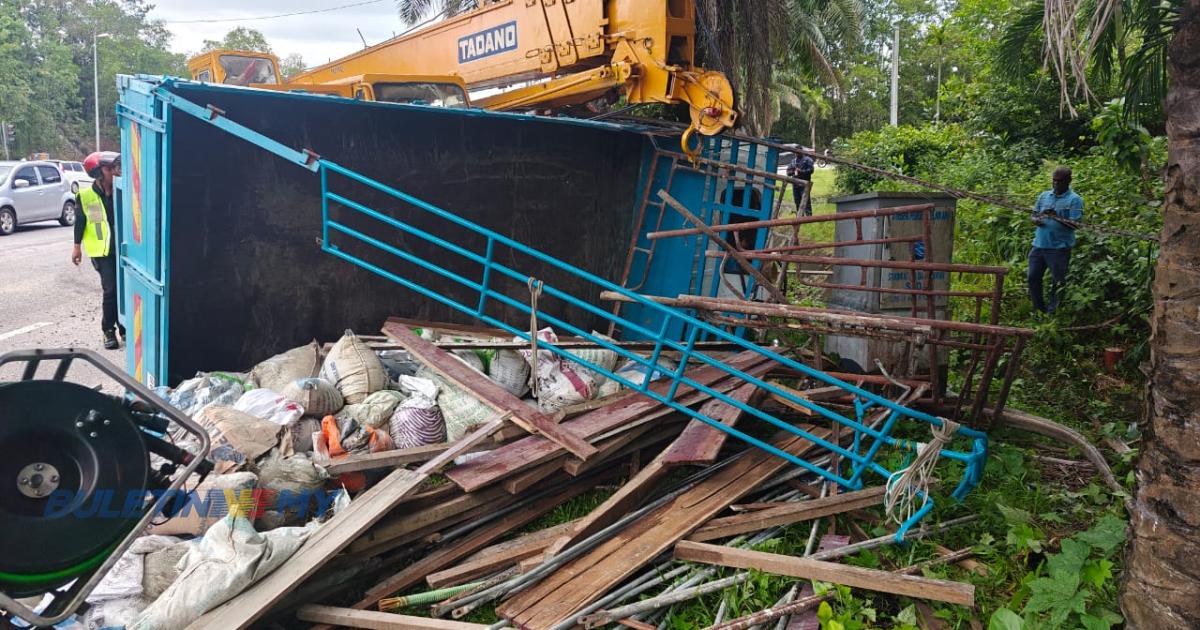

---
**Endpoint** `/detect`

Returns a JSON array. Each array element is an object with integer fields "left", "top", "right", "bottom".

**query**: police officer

[
  {"left": 787, "top": 151, "right": 816, "bottom": 216},
  {"left": 71, "top": 151, "right": 124, "bottom": 349}
]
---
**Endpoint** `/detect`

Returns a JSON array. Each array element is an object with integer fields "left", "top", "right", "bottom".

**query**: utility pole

[
  {"left": 890, "top": 23, "right": 900, "bottom": 126},
  {"left": 93, "top": 31, "right": 111, "bottom": 151},
  {"left": 93, "top": 32, "right": 100, "bottom": 152},
  {"left": 1, "top": 122, "right": 9, "bottom": 160}
]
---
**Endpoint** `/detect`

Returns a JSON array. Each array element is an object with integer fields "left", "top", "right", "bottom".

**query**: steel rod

[{"left": 648, "top": 204, "right": 936, "bottom": 240}]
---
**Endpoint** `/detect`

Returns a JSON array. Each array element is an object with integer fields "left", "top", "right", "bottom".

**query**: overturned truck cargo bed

[{"left": 115, "top": 76, "right": 777, "bottom": 385}]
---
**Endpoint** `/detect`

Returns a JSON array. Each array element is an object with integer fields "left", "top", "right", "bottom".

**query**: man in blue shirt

[{"left": 1028, "top": 166, "right": 1083, "bottom": 314}]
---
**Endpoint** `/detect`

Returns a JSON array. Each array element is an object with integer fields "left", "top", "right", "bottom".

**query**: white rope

[
  {"left": 884, "top": 416, "right": 961, "bottom": 526},
  {"left": 527, "top": 278, "right": 544, "bottom": 399}
]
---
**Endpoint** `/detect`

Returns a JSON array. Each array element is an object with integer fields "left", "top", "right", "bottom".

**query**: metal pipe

[
  {"left": 546, "top": 565, "right": 693, "bottom": 630},
  {"left": 616, "top": 292, "right": 1033, "bottom": 337},
  {"left": 754, "top": 235, "right": 923, "bottom": 253},
  {"left": 785, "top": 278, "right": 997, "bottom": 299},
  {"left": 648, "top": 204, "right": 936, "bottom": 240},
  {"left": 378, "top": 581, "right": 483, "bottom": 611},
  {"left": 659, "top": 190, "right": 788, "bottom": 303},
  {"left": 450, "top": 457, "right": 738, "bottom": 616},
  {"left": 729, "top": 252, "right": 1009, "bottom": 276}
]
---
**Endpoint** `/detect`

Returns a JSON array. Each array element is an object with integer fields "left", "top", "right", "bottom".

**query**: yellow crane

[{"left": 188, "top": 0, "right": 737, "bottom": 139}]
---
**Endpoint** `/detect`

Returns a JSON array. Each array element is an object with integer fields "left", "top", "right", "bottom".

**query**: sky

[{"left": 146, "top": 0, "right": 418, "bottom": 67}]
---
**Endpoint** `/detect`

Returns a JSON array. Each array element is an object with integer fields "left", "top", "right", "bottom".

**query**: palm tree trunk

[{"left": 1121, "top": 2, "right": 1200, "bottom": 627}]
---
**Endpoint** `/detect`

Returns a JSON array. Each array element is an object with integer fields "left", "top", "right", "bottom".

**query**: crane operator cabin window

[
  {"left": 374, "top": 82, "right": 468, "bottom": 108},
  {"left": 219, "top": 55, "right": 278, "bottom": 86}
]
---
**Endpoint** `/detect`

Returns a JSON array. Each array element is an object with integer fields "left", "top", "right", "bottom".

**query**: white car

[
  {"left": 0, "top": 161, "right": 79, "bottom": 235},
  {"left": 48, "top": 160, "right": 94, "bottom": 193}
]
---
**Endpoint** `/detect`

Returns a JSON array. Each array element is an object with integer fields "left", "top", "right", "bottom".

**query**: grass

[{"left": 779, "top": 166, "right": 838, "bottom": 244}]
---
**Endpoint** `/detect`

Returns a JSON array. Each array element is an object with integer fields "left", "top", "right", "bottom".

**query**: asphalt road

[{"left": 0, "top": 220, "right": 125, "bottom": 389}]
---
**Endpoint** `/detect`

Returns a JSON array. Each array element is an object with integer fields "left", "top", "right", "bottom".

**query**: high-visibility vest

[{"left": 78, "top": 187, "right": 111, "bottom": 258}]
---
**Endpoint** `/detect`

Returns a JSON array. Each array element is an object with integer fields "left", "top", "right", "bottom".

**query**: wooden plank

[
  {"left": 455, "top": 520, "right": 577, "bottom": 565},
  {"left": 419, "top": 414, "right": 510, "bottom": 475},
  {"left": 503, "top": 459, "right": 564, "bottom": 494},
  {"left": 673, "top": 541, "right": 975, "bottom": 606},
  {"left": 297, "top": 605, "right": 486, "bottom": 629},
  {"left": 383, "top": 322, "right": 597, "bottom": 460},
  {"left": 349, "top": 485, "right": 509, "bottom": 555},
  {"left": 766, "top": 383, "right": 849, "bottom": 402},
  {"left": 426, "top": 522, "right": 576, "bottom": 589},
  {"left": 543, "top": 458, "right": 670, "bottom": 559},
  {"left": 493, "top": 423, "right": 530, "bottom": 442},
  {"left": 446, "top": 352, "right": 772, "bottom": 492},
  {"left": 562, "top": 425, "right": 661, "bottom": 476},
  {"left": 498, "top": 428, "right": 830, "bottom": 628},
  {"left": 186, "top": 468, "right": 426, "bottom": 629},
  {"left": 385, "top": 316, "right": 510, "bottom": 339},
  {"left": 319, "top": 441, "right": 496, "bottom": 476},
  {"left": 688, "top": 487, "right": 885, "bottom": 542},
  {"left": 660, "top": 382, "right": 758, "bottom": 466},
  {"left": 187, "top": 417, "right": 507, "bottom": 630},
  {"left": 351, "top": 468, "right": 618, "bottom": 612}
]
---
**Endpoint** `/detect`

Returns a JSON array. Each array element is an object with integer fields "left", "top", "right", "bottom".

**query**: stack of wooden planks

[{"left": 182, "top": 318, "right": 976, "bottom": 630}]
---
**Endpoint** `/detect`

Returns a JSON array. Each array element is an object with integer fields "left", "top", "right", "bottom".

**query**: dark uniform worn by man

[
  {"left": 788, "top": 152, "right": 816, "bottom": 216},
  {"left": 71, "top": 151, "right": 124, "bottom": 349},
  {"left": 1028, "top": 166, "right": 1083, "bottom": 314}
]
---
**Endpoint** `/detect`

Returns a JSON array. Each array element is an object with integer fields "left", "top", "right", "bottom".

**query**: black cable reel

[{"left": 0, "top": 349, "right": 212, "bottom": 627}]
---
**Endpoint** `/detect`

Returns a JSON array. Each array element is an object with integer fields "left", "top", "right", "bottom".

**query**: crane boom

[{"left": 287, "top": 0, "right": 737, "bottom": 135}]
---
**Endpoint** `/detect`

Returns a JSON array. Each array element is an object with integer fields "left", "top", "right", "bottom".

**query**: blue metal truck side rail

[{"left": 130, "top": 79, "right": 987, "bottom": 539}]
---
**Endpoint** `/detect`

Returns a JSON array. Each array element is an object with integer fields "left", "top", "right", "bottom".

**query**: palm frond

[
  {"left": 1040, "top": 0, "right": 1122, "bottom": 113},
  {"left": 394, "top": 0, "right": 474, "bottom": 25},
  {"left": 1121, "top": 0, "right": 1178, "bottom": 123},
  {"left": 996, "top": 1, "right": 1047, "bottom": 81}
]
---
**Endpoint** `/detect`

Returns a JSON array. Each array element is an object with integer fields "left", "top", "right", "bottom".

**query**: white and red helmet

[{"left": 83, "top": 151, "right": 120, "bottom": 177}]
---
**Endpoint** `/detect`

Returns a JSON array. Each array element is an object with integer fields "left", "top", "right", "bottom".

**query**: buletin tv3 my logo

[{"left": 459, "top": 21, "right": 518, "bottom": 63}]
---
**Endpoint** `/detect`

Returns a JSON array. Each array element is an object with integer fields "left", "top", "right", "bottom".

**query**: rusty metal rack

[
  {"left": 603, "top": 292, "right": 1032, "bottom": 427},
  {"left": 620, "top": 139, "right": 1032, "bottom": 427}
]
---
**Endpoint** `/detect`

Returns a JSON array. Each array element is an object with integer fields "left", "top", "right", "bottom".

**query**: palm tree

[
  {"left": 771, "top": 70, "right": 832, "bottom": 147},
  {"left": 1025, "top": 0, "right": 1197, "bottom": 626},
  {"left": 395, "top": 0, "right": 861, "bottom": 136},
  {"left": 801, "top": 85, "right": 832, "bottom": 148}
]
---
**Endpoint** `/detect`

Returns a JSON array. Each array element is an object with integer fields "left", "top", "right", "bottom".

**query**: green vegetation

[
  {"left": 0, "top": 4, "right": 303, "bottom": 157},
  {"left": 0, "top": 0, "right": 184, "bottom": 157}
]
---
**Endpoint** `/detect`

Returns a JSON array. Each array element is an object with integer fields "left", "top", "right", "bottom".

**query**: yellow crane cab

[{"left": 188, "top": 50, "right": 283, "bottom": 86}]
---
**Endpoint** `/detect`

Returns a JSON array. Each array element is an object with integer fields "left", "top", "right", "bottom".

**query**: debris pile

[{"left": 79, "top": 313, "right": 998, "bottom": 630}]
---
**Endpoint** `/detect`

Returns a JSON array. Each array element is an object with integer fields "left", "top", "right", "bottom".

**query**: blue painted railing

[{"left": 158, "top": 85, "right": 986, "bottom": 539}]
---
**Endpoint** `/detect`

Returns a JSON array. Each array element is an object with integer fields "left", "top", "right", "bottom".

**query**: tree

[
  {"left": 1031, "top": 0, "right": 1199, "bottom": 625},
  {"left": 279, "top": 53, "right": 306, "bottom": 80},
  {"left": 775, "top": 75, "right": 833, "bottom": 148},
  {"left": 0, "top": 0, "right": 182, "bottom": 155},
  {"left": 202, "top": 27, "right": 273, "bottom": 54},
  {"left": 1125, "top": 4, "right": 1200, "bottom": 625}
]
